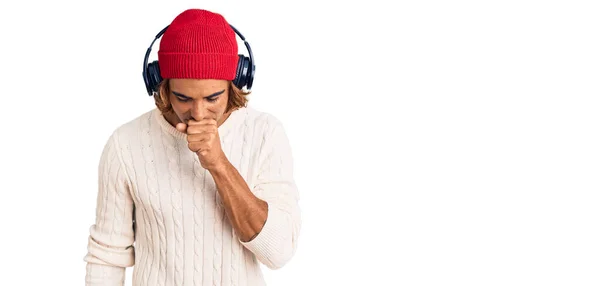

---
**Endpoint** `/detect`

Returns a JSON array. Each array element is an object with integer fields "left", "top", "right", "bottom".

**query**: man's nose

[{"left": 190, "top": 102, "right": 207, "bottom": 121}]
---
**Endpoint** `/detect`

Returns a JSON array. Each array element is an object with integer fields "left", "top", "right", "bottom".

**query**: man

[{"left": 83, "top": 8, "right": 301, "bottom": 286}]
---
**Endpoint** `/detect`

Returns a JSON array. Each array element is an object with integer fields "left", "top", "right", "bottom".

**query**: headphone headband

[{"left": 142, "top": 24, "right": 255, "bottom": 96}]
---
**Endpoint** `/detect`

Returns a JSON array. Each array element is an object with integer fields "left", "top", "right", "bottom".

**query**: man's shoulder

[
  {"left": 108, "top": 108, "right": 156, "bottom": 141},
  {"left": 97, "top": 109, "right": 156, "bottom": 163},
  {"left": 242, "top": 105, "right": 285, "bottom": 133}
]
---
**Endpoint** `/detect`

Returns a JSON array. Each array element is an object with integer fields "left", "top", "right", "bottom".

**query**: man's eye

[
  {"left": 177, "top": 97, "right": 191, "bottom": 102},
  {"left": 207, "top": 96, "right": 218, "bottom": 102}
]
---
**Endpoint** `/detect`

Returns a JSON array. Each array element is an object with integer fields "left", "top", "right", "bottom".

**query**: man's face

[{"left": 168, "top": 79, "right": 230, "bottom": 125}]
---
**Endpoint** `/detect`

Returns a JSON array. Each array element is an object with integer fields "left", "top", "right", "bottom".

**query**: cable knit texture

[{"left": 84, "top": 106, "right": 301, "bottom": 286}]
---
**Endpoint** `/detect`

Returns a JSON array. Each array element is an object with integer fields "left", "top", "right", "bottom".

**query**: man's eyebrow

[
  {"left": 172, "top": 90, "right": 226, "bottom": 99},
  {"left": 172, "top": 91, "right": 190, "bottom": 99},
  {"left": 205, "top": 89, "right": 226, "bottom": 98}
]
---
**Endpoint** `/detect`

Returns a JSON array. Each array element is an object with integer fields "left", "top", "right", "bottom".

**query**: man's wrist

[{"left": 208, "top": 155, "right": 230, "bottom": 174}]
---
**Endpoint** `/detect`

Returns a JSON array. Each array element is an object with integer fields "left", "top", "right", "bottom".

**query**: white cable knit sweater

[{"left": 83, "top": 106, "right": 301, "bottom": 286}]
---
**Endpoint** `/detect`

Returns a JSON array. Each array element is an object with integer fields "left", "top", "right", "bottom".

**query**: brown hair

[{"left": 154, "top": 79, "right": 250, "bottom": 115}]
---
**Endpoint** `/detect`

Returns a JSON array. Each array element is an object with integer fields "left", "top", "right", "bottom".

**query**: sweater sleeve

[
  {"left": 240, "top": 117, "right": 302, "bottom": 270},
  {"left": 83, "top": 132, "right": 136, "bottom": 285}
]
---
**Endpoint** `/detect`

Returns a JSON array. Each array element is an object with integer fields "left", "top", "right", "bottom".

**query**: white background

[{"left": 0, "top": 0, "right": 599, "bottom": 285}]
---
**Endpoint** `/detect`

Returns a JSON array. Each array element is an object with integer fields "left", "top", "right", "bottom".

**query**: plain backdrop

[{"left": 0, "top": 0, "right": 599, "bottom": 285}]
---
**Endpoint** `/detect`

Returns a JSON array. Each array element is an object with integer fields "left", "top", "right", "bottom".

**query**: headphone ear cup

[
  {"left": 147, "top": 61, "right": 162, "bottom": 95},
  {"left": 233, "top": 55, "right": 245, "bottom": 89},
  {"left": 246, "top": 58, "right": 255, "bottom": 90},
  {"left": 235, "top": 55, "right": 252, "bottom": 90}
]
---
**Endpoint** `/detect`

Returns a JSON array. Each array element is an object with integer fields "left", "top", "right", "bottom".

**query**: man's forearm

[{"left": 208, "top": 158, "right": 268, "bottom": 242}]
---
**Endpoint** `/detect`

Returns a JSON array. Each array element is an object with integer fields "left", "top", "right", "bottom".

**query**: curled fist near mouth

[{"left": 176, "top": 118, "right": 227, "bottom": 171}]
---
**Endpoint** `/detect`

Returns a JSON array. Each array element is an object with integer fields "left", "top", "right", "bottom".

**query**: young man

[{"left": 83, "top": 8, "right": 301, "bottom": 286}]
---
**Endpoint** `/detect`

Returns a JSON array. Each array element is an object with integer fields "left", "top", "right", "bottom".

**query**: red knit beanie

[{"left": 158, "top": 9, "right": 238, "bottom": 80}]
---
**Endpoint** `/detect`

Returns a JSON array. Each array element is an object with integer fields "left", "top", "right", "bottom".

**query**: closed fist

[{"left": 176, "top": 118, "right": 226, "bottom": 170}]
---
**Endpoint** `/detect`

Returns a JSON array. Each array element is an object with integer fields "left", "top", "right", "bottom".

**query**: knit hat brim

[{"left": 158, "top": 52, "right": 239, "bottom": 80}]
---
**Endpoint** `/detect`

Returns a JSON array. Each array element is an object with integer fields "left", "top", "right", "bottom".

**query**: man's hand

[{"left": 176, "top": 118, "right": 227, "bottom": 171}]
